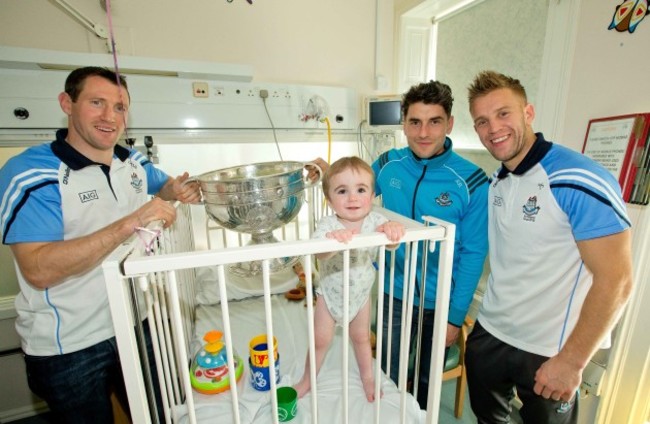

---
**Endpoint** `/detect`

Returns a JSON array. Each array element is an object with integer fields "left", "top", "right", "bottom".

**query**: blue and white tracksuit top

[
  {"left": 372, "top": 138, "right": 489, "bottom": 326},
  {"left": 0, "top": 129, "right": 169, "bottom": 356},
  {"left": 479, "top": 133, "right": 631, "bottom": 357}
]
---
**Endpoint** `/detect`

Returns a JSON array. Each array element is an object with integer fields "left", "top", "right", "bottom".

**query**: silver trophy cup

[{"left": 194, "top": 161, "right": 322, "bottom": 277}]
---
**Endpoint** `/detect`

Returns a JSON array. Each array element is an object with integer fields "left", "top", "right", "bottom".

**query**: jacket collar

[
  {"left": 51, "top": 129, "right": 130, "bottom": 170},
  {"left": 409, "top": 137, "right": 453, "bottom": 168},
  {"left": 496, "top": 132, "right": 552, "bottom": 179}
]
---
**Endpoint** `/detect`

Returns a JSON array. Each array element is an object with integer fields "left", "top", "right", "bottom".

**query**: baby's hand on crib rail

[
  {"left": 326, "top": 228, "right": 359, "bottom": 243},
  {"left": 376, "top": 221, "right": 405, "bottom": 247}
]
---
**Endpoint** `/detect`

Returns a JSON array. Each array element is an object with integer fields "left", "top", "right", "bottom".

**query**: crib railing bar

[
  {"left": 412, "top": 239, "right": 430, "bottom": 403},
  {"left": 397, "top": 242, "right": 412, "bottom": 393},
  {"left": 133, "top": 280, "right": 164, "bottom": 424},
  {"left": 374, "top": 247, "right": 386, "bottom": 424},
  {"left": 294, "top": 210, "right": 301, "bottom": 240},
  {"left": 384, "top": 251, "right": 396, "bottom": 380},
  {"left": 153, "top": 271, "right": 182, "bottom": 408},
  {"left": 166, "top": 270, "right": 198, "bottom": 424},
  {"left": 214, "top": 264, "right": 242, "bottom": 424},
  {"left": 281, "top": 219, "right": 287, "bottom": 241},
  {"left": 176, "top": 269, "right": 197, "bottom": 406},
  {"left": 122, "top": 226, "right": 446, "bottom": 277},
  {"left": 303, "top": 256, "right": 319, "bottom": 424},
  {"left": 342, "top": 249, "right": 350, "bottom": 424},
  {"left": 399, "top": 241, "right": 419, "bottom": 423},
  {"left": 177, "top": 269, "right": 195, "bottom": 354},
  {"left": 103, "top": 247, "right": 154, "bottom": 423},
  {"left": 145, "top": 275, "right": 173, "bottom": 423},
  {"left": 216, "top": 264, "right": 247, "bottom": 423},
  {"left": 423, "top": 215, "right": 455, "bottom": 424},
  {"left": 262, "top": 260, "right": 281, "bottom": 424}
]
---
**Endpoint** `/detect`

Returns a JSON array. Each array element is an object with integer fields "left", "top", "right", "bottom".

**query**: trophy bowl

[{"left": 194, "top": 161, "right": 322, "bottom": 277}]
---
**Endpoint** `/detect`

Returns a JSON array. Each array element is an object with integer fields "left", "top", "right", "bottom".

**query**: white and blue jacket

[
  {"left": 0, "top": 129, "right": 169, "bottom": 356},
  {"left": 479, "top": 133, "right": 631, "bottom": 357}
]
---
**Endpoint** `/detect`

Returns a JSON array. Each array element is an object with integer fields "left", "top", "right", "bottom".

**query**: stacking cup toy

[
  {"left": 277, "top": 386, "right": 298, "bottom": 421},
  {"left": 249, "top": 355, "right": 280, "bottom": 391},
  {"left": 249, "top": 334, "right": 278, "bottom": 367}
]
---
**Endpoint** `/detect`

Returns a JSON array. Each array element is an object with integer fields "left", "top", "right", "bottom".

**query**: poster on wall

[{"left": 582, "top": 113, "right": 650, "bottom": 205}]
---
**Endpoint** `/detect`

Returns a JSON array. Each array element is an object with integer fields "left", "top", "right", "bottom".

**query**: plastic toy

[
  {"left": 285, "top": 262, "right": 316, "bottom": 306},
  {"left": 190, "top": 330, "right": 244, "bottom": 394}
]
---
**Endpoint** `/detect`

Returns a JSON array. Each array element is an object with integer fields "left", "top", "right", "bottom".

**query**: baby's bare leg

[
  {"left": 350, "top": 300, "right": 382, "bottom": 402},
  {"left": 294, "top": 296, "right": 335, "bottom": 398}
]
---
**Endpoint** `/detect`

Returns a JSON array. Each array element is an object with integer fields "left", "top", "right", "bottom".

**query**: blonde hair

[
  {"left": 322, "top": 157, "right": 374, "bottom": 200},
  {"left": 467, "top": 70, "right": 527, "bottom": 109}
]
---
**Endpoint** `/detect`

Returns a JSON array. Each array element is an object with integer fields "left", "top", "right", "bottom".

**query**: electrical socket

[
  {"left": 192, "top": 82, "right": 209, "bottom": 98},
  {"left": 259, "top": 89, "right": 269, "bottom": 99}
]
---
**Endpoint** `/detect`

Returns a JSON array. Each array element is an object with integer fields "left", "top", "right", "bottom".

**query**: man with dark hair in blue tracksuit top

[{"left": 374, "top": 80, "right": 489, "bottom": 409}]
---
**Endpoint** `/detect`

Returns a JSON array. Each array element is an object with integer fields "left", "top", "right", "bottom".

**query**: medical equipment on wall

[
  {"left": 366, "top": 95, "right": 403, "bottom": 130},
  {"left": 355, "top": 95, "right": 404, "bottom": 163},
  {"left": 300, "top": 95, "right": 334, "bottom": 164}
]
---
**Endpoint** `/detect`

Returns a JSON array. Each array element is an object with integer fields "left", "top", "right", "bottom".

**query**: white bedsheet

[{"left": 179, "top": 294, "right": 424, "bottom": 424}]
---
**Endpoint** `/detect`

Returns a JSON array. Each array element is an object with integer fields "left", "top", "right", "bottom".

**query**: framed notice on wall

[{"left": 582, "top": 113, "right": 650, "bottom": 205}]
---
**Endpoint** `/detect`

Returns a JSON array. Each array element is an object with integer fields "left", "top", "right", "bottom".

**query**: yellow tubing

[{"left": 323, "top": 116, "right": 332, "bottom": 165}]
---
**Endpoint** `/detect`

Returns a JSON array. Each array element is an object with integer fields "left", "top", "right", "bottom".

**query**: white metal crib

[{"left": 102, "top": 185, "right": 456, "bottom": 424}]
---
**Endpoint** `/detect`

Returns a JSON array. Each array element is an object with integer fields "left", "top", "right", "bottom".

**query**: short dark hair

[
  {"left": 322, "top": 156, "right": 374, "bottom": 200},
  {"left": 467, "top": 70, "right": 527, "bottom": 108},
  {"left": 402, "top": 80, "right": 454, "bottom": 119},
  {"left": 64, "top": 66, "right": 129, "bottom": 102}
]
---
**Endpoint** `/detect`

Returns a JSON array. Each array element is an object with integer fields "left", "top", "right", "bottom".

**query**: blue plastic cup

[{"left": 249, "top": 355, "right": 280, "bottom": 391}]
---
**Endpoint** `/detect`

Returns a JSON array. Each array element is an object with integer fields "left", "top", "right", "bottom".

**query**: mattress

[{"left": 179, "top": 288, "right": 425, "bottom": 423}]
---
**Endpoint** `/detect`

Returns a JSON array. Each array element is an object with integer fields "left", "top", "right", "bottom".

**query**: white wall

[
  {"left": 560, "top": 2, "right": 650, "bottom": 150},
  {"left": 560, "top": 3, "right": 650, "bottom": 424},
  {"left": 0, "top": 0, "right": 385, "bottom": 93}
]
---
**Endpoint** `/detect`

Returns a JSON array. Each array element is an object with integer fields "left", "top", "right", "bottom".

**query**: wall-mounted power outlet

[{"left": 192, "top": 82, "right": 209, "bottom": 98}]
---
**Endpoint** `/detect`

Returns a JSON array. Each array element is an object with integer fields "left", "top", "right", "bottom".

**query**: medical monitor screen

[{"left": 367, "top": 97, "right": 402, "bottom": 128}]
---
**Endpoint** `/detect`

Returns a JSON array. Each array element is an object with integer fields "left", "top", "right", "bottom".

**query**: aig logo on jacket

[{"left": 79, "top": 190, "right": 99, "bottom": 203}]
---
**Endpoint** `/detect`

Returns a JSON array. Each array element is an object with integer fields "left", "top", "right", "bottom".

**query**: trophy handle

[
  {"left": 182, "top": 176, "right": 205, "bottom": 204},
  {"left": 303, "top": 161, "right": 324, "bottom": 186}
]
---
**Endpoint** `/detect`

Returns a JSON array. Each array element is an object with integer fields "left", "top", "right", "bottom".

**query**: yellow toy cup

[
  {"left": 249, "top": 334, "right": 278, "bottom": 368},
  {"left": 277, "top": 386, "right": 298, "bottom": 422}
]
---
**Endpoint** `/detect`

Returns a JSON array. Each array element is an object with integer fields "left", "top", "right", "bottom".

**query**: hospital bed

[{"left": 102, "top": 185, "right": 456, "bottom": 424}]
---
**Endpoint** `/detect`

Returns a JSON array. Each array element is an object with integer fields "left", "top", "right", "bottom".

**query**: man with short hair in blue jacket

[{"left": 373, "top": 80, "right": 489, "bottom": 409}]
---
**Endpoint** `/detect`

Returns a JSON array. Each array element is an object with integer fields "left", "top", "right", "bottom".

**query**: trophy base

[
  {"left": 227, "top": 256, "right": 299, "bottom": 278},
  {"left": 227, "top": 232, "right": 299, "bottom": 278}
]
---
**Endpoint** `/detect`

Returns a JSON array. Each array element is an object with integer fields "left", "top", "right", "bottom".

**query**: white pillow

[{"left": 195, "top": 265, "right": 299, "bottom": 305}]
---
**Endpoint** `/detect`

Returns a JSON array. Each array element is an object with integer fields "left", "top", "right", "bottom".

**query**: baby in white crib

[{"left": 294, "top": 156, "right": 404, "bottom": 402}]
